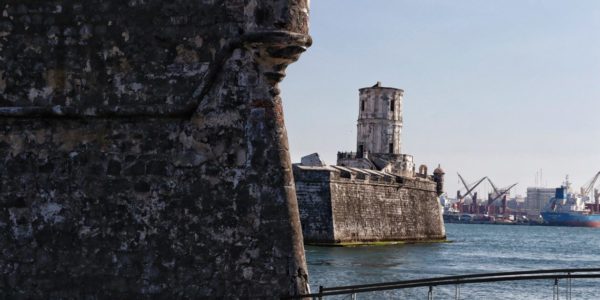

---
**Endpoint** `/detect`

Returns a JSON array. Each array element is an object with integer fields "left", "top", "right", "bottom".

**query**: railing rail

[{"left": 284, "top": 268, "right": 600, "bottom": 299}]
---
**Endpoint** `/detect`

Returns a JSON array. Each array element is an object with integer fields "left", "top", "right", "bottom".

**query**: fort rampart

[
  {"left": 0, "top": 0, "right": 310, "bottom": 298},
  {"left": 294, "top": 165, "right": 446, "bottom": 244}
]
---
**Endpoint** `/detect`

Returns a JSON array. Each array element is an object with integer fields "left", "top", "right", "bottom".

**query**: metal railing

[{"left": 285, "top": 268, "right": 600, "bottom": 299}]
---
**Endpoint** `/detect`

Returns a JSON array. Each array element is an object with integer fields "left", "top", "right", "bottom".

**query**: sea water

[{"left": 305, "top": 223, "right": 600, "bottom": 299}]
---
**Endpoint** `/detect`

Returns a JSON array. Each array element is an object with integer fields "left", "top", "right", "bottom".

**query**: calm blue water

[{"left": 305, "top": 223, "right": 600, "bottom": 299}]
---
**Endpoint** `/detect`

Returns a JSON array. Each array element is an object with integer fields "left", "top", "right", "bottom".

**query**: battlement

[
  {"left": 337, "top": 151, "right": 359, "bottom": 159},
  {"left": 293, "top": 164, "right": 436, "bottom": 191},
  {"left": 336, "top": 151, "right": 416, "bottom": 177}
]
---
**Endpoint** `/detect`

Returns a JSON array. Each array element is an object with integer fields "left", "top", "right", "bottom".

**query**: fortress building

[
  {"left": 294, "top": 82, "right": 446, "bottom": 244},
  {"left": 337, "top": 82, "right": 415, "bottom": 177}
]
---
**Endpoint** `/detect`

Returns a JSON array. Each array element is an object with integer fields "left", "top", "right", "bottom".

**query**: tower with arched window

[
  {"left": 337, "top": 82, "right": 415, "bottom": 177},
  {"left": 356, "top": 81, "right": 403, "bottom": 156}
]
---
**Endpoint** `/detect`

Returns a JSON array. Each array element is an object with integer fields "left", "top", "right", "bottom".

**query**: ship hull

[{"left": 541, "top": 212, "right": 600, "bottom": 227}]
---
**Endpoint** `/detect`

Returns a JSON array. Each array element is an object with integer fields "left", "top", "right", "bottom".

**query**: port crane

[
  {"left": 457, "top": 173, "right": 487, "bottom": 213},
  {"left": 581, "top": 171, "right": 600, "bottom": 211},
  {"left": 486, "top": 178, "right": 518, "bottom": 215}
]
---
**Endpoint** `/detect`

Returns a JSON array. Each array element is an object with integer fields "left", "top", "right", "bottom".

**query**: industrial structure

[
  {"left": 541, "top": 174, "right": 600, "bottom": 227},
  {"left": 486, "top": 178, "right": 519, "bottom": 217},
  {"left": 524, "top": 173, "right": 600, "bottom": 220},
  {"left": 580, "top": 171, "right": 600, "bottom": 212},
  {"left": 294, "top": 83, "right": 446, "bottom": 244},
  {"left": 446, "top": 174, "right": 520, "bottom": 224},
  {"left": 525, "top": 187, "right": 557, "bottom": 218},
  {"left": 447, "top": 171, "right": 600, "bottom": 226}
]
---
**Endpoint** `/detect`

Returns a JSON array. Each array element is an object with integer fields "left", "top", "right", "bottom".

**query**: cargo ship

[{"left": 541, "top": 180, "right": 600, "bottom": 227}]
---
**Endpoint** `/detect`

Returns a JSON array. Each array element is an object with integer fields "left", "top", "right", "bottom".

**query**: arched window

[
  {"left": 419, "top": 165, "right": 428, "bottom": 176},
  {"left": 390, "top": 99, "right": 395, "bottom": 111},
  {"left": 361, "top": 100, "right": 365, "bottom": 111}
]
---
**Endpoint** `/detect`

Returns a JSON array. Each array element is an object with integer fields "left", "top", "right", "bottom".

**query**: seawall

[{"left": 294, "top": 165, "right": 446, "bottom": 244}]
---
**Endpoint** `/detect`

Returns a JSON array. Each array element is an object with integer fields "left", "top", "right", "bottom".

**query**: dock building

[{"left": 526, "top": 187, "right": 557, "bottom": 219}]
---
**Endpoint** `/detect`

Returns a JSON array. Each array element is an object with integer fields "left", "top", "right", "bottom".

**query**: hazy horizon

[{"left": 281, "top": 0, "right": 600, "bottom": 197}]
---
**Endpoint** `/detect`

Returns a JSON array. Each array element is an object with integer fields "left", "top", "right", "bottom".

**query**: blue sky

[{"left": 281, "top": 1, "right": 600, "bottom": 196}]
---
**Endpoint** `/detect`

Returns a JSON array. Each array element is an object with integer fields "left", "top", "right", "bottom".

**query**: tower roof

[{"left": 359, "top": 82, "right": 404, "bottom": 92}]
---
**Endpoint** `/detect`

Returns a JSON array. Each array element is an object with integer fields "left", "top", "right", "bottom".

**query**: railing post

[
  {"left": 553, "top": 278, "right": 559, "bottom": 300},
  {"left": 428, "top": 286, "right": 433, "bottom": 300},
  {"left": 455, "top": 282, "right": 460, "bottom": 300},
  {"left": 567, "top": 272, "right": 571, "bottom": 300},
  {"left": 318, "top": 286, "right": 323, "bottom": 300}
]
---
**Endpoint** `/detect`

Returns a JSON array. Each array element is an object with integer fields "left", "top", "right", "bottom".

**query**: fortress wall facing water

[
  {"left": 294, "top": 166, "right": 446, "bottom": 244},
  {"left": 294, "top": 168, "right": 336, "bottom": 242}
]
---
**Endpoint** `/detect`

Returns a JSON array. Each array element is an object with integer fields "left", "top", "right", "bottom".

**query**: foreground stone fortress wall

[{"left": 0, "top": 0, "right": 310, "bottom": 298}]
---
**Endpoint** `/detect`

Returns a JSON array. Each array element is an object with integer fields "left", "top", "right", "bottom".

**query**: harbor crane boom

[
  {"left": 488, "top": 182, "right": 518, "bottom": 205},
  {"left": 457, "top": 173, "right": 487, "bottom": 201},
  {"left": 458, "top": 173, "right": 474, "bottom": 198},
  {"left": 487, "top": 178, "right": 499, "bottom": 194},
  {"left": 581, "top": 171, "right": 600, "bottom": 200}
]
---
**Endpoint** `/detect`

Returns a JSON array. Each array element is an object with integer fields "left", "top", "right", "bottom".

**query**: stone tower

[{"left": 356, "top": 82, "right": 403, "bottom": 156}]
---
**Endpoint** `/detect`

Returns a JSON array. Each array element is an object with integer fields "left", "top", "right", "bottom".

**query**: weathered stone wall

[
  {"left": 330, "top": 177, "right": 445, "bottom": 242},
  {"left": 0, "top": 0, "right": 311, "bottom": 298},
  {"left": 293, "top": 166, "right": 335, "bottom": 242},
  {"left": 294, "top": 167, "right": 446, "bottom": 243},
  {"left": 357, "top": 84, "right": 403, "bottom": 154}
]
